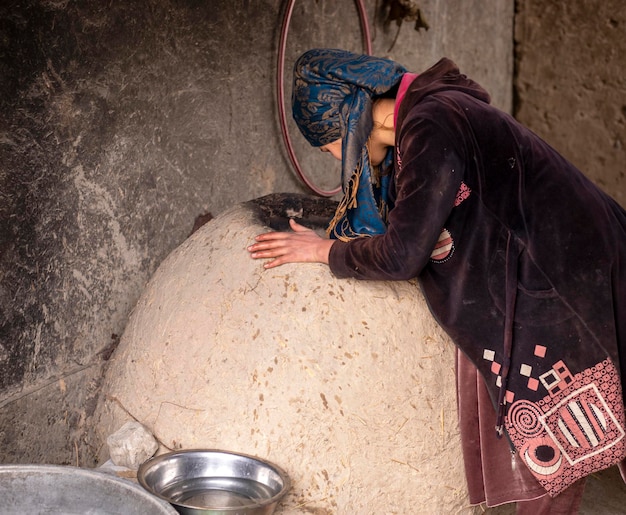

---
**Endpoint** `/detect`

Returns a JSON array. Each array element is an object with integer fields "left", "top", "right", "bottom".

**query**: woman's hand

[{"left": 247, "top": 218, "right": 335, "bottom": 269}]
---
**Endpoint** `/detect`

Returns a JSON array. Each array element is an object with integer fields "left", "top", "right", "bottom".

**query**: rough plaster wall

[
  {"left": 514, "top": 0, "right": 626, "bottom": 207},
  {"left": 0, "top": 0, "right": 512, "bottom": 466}
]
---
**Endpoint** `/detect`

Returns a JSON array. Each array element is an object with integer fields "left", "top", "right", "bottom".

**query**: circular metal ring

[{"left": 276, "top": 0, "right": 372, "bottom": 197}]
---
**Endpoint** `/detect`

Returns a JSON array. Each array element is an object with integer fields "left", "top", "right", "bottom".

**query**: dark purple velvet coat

[{"left": 329, "top": 58, "right": 626, "bottom": 496}]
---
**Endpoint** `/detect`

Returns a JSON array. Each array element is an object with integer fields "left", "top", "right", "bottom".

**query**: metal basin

[
  {"left": 0, "top": 464, "right": 178, "bottom": 514},
  {"left": 137, "top": 449, "right": 290, "bottom": 515}
]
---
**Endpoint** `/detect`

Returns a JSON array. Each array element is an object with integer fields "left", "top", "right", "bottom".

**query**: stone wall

[
  {"left": 0, "top": 0, "right": 513, "bottom": 465},
  {"left": 515, "top": 0, "right": 626, "bottom": 206}
]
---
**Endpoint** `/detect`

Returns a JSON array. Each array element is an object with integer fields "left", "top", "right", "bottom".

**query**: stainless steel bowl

[{"left": 137, "top": 450, "right": 290, "bottom": 515}]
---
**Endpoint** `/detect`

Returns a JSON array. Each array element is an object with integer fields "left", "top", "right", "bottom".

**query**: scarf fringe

[
  {"left": 326, "top": 160, "right": 389, "bottom": 242},
  {"left": 326, "top": 162, "right": 362, "bottom": 241}
]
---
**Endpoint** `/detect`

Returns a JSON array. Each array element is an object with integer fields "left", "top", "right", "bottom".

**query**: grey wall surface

[
  {"left": 514, "top": 0, "right": 626, "bottom": 207},
  {"left": 0, "top": 0, "right": 513, "bottom": 465}
]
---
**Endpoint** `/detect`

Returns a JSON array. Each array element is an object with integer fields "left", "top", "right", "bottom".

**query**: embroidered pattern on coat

[
  {"left": 505, "top": 358, "right": 625, "bottom": 496},
  {"left": 430, "top": 228, "right": 454, "bottom": 262},
  {"left": 455, "top": 181, "right": 471, "bottom": 206},
  {"left": 430, "top": 182, "right": 470, "bottom": 263}
]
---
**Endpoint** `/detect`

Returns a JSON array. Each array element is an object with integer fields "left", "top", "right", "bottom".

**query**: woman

[{"left": 248, "top": 49, "right": 626, "bottom": 512}]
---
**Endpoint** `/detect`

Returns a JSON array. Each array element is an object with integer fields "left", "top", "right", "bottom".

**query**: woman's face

[{"left": 320, "top": 138, "right": 342, "bottom": 161}]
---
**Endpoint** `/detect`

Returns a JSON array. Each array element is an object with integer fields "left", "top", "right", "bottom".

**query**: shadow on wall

[{"left": 0, "top": 0, "right": 300, "bottom": 465}]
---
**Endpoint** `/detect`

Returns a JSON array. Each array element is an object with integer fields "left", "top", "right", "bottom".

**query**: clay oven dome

[{"left": 94, "top": 194, "right": 470, "bottom": 513}]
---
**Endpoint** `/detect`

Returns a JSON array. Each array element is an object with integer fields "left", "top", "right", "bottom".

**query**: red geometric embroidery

[
  {"left": 540, "top": 360, "right": 575, "bottom": 397},
  {"left": 430, "top": 228, "right": 454, "bottom": 261},
  {"left": 454, "top": 181, "right": 471, "bottom": 206},
  {"left": 506, "top": 359, "right": 626, "bottom": 497},
  {"left": 543, "top": 383, "right": 623, "bottom": 463},
  {"left": 528, "top": 377, "right": 540, "bottom": 391}
]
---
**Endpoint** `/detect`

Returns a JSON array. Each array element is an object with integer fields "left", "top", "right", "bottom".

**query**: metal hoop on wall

[{"left": 276, "top": 0, "right": 373, "bottom": 197}]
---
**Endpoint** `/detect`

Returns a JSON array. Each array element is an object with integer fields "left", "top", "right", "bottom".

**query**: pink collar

[{"left": 393, "top": 73, "right": 418, "bottom": 128}]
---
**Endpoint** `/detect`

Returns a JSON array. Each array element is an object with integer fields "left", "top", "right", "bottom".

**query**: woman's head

[
  {"left": 291, "top": 49, "right": 406, "bottom": 184},
  {"left": 290, "top": 49, "right": 407, "bottom": 240}
]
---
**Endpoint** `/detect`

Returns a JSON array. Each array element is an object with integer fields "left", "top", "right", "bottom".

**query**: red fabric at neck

[{"left": 393, "top": 73, "right": 418, "bottom": 128}]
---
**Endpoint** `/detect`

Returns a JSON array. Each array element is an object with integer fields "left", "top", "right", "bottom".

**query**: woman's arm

[
  {"left": 247, "top": 218, "right": 335, "bottom": 268},
  {"left": 329, "top": 114, "right": 465, "bottom": 281},
  {"left": 249, "top": 106, "right": 465, "bottom": 279}
]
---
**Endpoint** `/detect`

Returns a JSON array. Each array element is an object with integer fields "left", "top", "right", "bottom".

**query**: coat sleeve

[{"left": 329, "top": 110, "right": 465, "bottom": 280}]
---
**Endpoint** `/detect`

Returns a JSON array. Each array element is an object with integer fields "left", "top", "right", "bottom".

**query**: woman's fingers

[
  {"left": 248, "top": 240, "right": 290, "bottom": 258},
  {"left": 247, "top": 219, "right": 334, "bottom": 267},
  {"left": 251, "top": 219, "right": 311, "bottom": 244},
  {"left": 248, "top": 234, "right": 299, "bottom": 254},
  {"left": 288, "top": 218, "right": 311, "bottom": 232},
  {"left": 253, "top": 230, "right": 292, "bottom": 242}
]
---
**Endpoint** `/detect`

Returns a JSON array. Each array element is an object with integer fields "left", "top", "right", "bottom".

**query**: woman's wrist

[{"left": 318, "top": 239, "right": 335, "bottom": 264}]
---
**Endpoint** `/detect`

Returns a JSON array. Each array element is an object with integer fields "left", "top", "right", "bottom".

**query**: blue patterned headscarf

[{"left": 292, "top": 49, "right": 407, "bottom": 240}]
